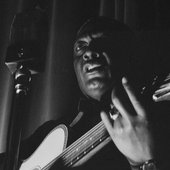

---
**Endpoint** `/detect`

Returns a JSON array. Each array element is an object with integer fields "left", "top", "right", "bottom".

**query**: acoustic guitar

[{"left": 19, "top": 121, "right": 111, "bottom": 170}]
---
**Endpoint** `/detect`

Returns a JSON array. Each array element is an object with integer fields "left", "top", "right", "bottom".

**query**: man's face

[{"left": 74, "top": 32, "right": 119, "bottom": 101}]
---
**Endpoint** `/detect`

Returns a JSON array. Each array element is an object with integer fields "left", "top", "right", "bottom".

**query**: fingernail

[
  {"left": 122, "top": 77, "right": 128, "bottom": 84},
  {"left": 100, "top": 111, "right": 104, "bottom": 115},
  {"left": 100, "top": 111, "right": 106, "bottom": 119}
]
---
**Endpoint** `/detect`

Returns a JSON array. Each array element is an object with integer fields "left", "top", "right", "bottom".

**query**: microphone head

[{"left": 5, "top": 8, "right": 48, "bottom": 74}]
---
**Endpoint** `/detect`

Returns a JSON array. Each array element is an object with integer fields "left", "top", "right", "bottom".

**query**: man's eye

[{"left": 74, "top": 42, "right": 88, "bottom": 53}]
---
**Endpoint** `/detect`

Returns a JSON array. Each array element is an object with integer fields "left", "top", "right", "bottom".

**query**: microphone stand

[
  {"left": 5, "top": 64, "right": 32, "bottom": 170},
  {"left": 4, "top": 7, "right": 47, "bottom": 169}
]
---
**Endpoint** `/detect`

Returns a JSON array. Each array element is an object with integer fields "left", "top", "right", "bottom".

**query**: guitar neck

[{"left": 61, "top": 121, "right": 110, "bottom": 167}]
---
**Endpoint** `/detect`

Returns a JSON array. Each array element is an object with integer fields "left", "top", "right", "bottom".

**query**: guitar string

[
  {"left": 62, "top": 123, "right": 107, "bottom": 164},
  {"left": 63, "top": 122, "right": 108, "bottom": 160},
  {"left": 62, "top": 121, "right": 105, "bottom": 159},
  {"left": 63, "top": 126, "right": 109, "bottom": 167},
  {"left": 62, "top": 122, "right": 106, "bottom": 160},
  {"left": 42, "top": 121, "right": 104, "bottom": 170},
  {"left": 65, "top": 136, "right": 111, "bottom": 168},
  {"left": 41, "top": 121, "right": 106, "bottom": 170}
]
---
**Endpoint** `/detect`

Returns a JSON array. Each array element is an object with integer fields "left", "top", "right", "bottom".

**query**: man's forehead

[
  {"left": 75, "top": 32, "right": 107, "bottom": 42},
  {"left": 90, "top": 32, "right": 104, "bottom": 38}
]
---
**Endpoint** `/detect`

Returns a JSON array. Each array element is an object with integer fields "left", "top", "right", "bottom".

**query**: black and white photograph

[{"left": 0, "top": 0, "right": 170, "bottom": 170}]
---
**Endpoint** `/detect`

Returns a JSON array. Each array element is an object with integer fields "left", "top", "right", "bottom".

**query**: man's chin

[
  {"left": 85, "top": 81, "right": 109, "bottom": 100},
  {"left": 88, "top": 79, "right": 105, "bottom": 89}
]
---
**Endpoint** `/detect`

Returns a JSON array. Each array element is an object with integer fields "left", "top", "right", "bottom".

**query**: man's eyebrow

[
  {"left": 75, "top": 36, "right": 90, "bottom": 45},
  {"left": 91, "top": 32, "right": 104, "bottom": 38},
  {"left": 74, "top": 40, "right": 85, "bottom": 48},
  {"left": 75, "top": 39, "right": 86, "bottom": 43}
]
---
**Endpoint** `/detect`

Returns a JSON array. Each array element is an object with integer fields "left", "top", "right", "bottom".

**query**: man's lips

[{"left": 83, "top": 63, "right": 103, "bottom": 73}]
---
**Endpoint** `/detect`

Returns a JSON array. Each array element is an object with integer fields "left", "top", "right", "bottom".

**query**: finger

[
  {"left": 159, "top": 82, "right": 170, "bottom": 89},
  {"left": 154, "top": 85, "right": 170, "bottom": 95},
  {"left": 111, "top": 89, "right": 132, "bottom": 122},
  {"left": 100, "top": 111, "right": 114, "bottom": 136},
  {"left": 122, "top": 77, "right": 145, "bottom": 117},
  {"left": 153, "top": 91, "right": 170, "bottom": 102}
]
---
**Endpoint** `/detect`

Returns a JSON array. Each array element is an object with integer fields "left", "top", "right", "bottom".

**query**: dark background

[{"left": 0, "top": 0, "right": 170, "bottom": 154}]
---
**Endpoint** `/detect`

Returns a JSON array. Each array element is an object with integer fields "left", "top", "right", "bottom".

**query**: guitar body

[
  {"left": 19, "top": 124, "right": 68, "bottom": 170},
  {"left": 19, "top": 121, "right": 110, "bottom": 170}
]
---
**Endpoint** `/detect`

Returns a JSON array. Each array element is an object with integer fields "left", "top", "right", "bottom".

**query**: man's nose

[{"left": 82, "top": 50, "right": 99, "bottom": 61}]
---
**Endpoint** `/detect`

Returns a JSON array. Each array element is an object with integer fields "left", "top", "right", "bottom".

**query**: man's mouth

[{"left": 83, "top": 63, "right": 103, "bottom": 73}]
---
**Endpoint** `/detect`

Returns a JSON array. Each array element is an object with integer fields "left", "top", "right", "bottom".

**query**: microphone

[{"left": 5, "top": 8, "right": 48, "bottom": 74}]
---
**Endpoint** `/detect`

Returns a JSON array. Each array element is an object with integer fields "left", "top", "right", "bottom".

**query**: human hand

[
  {"left": 153, "top": 73, "right": 170, "bottom": 102},
  {"left": 101, "top": 77, "right": 154, "bottom": 165}
]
